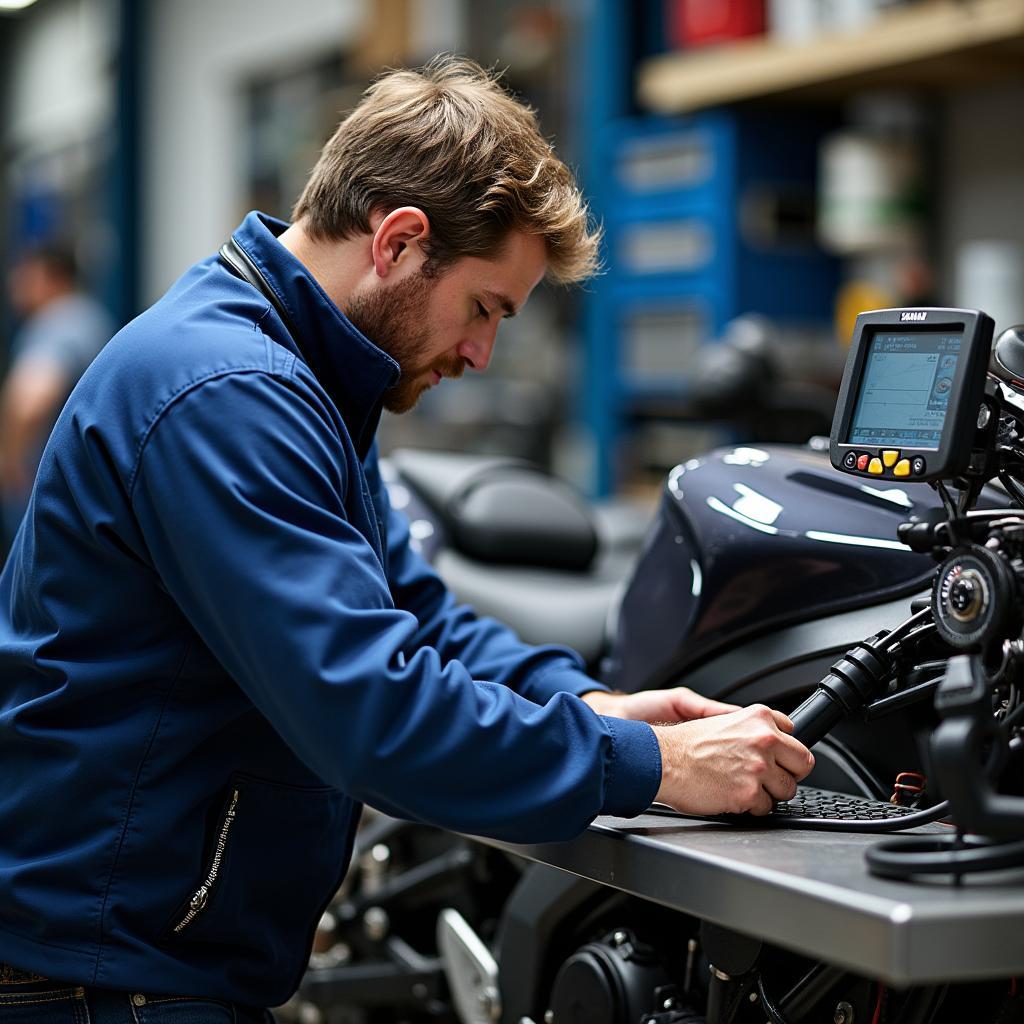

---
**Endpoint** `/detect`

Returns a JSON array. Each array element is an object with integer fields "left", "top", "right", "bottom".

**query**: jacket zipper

[{"left": 172, "top": 787, "right": 239, "bottom": 934}]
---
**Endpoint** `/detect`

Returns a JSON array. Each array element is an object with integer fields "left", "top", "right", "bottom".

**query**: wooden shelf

[{"left": 638, "top": 0, "right": 1024, "bottom": 114}]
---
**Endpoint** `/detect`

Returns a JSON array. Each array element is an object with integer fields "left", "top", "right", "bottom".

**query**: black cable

[
  {"left": 864, "top": 675, "right": 944, "bottom": 721},
  {"left": 882, "top": 609, "right": 932, "bottom": 647},
  {"left": 890, "top": 985, "right": 942, "bottom": 1024},
  {"left": 778, "top": 963, "right": 848, "bottom": 1021},
  {"left": 756, "top": 974, "right": 791, "bottom": 1024},
  {"left": 935, "top": 480, "right": 958, "bottom": 523},
  {"left": 907, "top": 659, "right": 954, "bottom": 676},
  {"left": 965, "top": 507, "right": 1024, "bottom": 522},
  {"left": 1001, "top": 699, "right": 1024, "bottom": 733},
  {"left": 866, "top": 833, "right": 1024, "bottom": 880},
  {"left": 998, "top": 471, "right": 1024, "bottom": 507},
  {"left": 921, "top": 985, "right": 948, "bottom": 1024},
  {"left": 887, "top": 621, "right": 937, "bottom": 655},
  {"left": 996, "top": 453, "right": 1024, "bottom": 495},
  {"left": 991, "top": 642, "right": 1017, "bottom": 690},
  {"left": 959, "top": 477, "right": 985, "bottom": 516}
]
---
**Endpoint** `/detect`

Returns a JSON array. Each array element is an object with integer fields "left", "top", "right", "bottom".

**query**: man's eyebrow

[{"left": 483, "top": 289, "right": 518, "bottom": 318}]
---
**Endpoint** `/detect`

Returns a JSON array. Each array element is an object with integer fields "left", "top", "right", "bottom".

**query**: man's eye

[{"left": 475, "top": 301, "right": 489, "bottom": 319}]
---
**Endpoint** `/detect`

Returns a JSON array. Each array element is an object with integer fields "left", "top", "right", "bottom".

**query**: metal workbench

[{"left": 474, "top": 811, "right": 1024, "bottom": 986}]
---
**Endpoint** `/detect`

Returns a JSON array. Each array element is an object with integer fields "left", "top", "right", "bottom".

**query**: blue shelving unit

[
  {"left": 578, "top": 2, "right": 840, "bottom": 496},
  {"left": 577, "top": 0, "right": 636, "bottom": 498}
]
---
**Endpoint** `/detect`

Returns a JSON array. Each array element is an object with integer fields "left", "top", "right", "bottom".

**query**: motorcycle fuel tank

[{"left": 608, "top": 443, "right": 941, "bottom": 692}]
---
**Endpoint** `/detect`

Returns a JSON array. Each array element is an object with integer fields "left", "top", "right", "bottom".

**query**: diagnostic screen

[{"left": 846, "top": 331, "right": 963, "bottom": 449}]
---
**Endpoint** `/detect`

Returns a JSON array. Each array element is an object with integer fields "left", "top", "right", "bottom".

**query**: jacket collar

[{"left": 230, "top": 211, "right": 400, "bottom": 458}]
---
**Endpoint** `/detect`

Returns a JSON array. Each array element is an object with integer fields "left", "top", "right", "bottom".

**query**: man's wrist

[
  {"left": 580, "top": 689, "right": 622, "bottom": 717},
  {"left": 651, "top": 725, "right": 678, "bottom": 806}
]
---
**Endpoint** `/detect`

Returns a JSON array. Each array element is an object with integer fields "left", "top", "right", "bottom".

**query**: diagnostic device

[{"left": 830, "top": 308, "right": 994, "bottom": 483}]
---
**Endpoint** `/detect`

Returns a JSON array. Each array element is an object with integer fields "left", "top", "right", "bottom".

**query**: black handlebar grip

[
  {"left": 789, "top": 638, "right": 892, "bottom": 747},
  {"left": 789, "top": 687, "right": 846, "bottom": 747}
]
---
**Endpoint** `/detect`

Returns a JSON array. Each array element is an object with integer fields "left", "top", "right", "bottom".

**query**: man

[
  {"left": 0, "top": 57, "right": 812, "bottom": 1018},
  {"left": 0, "top": 245, "right": 113, "bottom": 545}
]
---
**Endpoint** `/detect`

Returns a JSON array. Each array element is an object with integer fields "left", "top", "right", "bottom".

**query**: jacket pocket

[
  {"left": 167, "top": 784, "right": 241, "bottom": 937},
  {"left": 161, "top": 773, "right": 355, "bottom": 986}
]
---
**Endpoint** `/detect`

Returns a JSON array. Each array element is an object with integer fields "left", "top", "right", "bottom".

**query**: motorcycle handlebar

[
  {"left": 787, "top": 636, "right": 893, "bottom": 748},
  {"left": 789, "top": 687, "right": 847, "bottom": 747}
]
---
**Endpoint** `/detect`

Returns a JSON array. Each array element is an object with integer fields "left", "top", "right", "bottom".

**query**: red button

[{"left": 856, "top": 454, "right": 869, "bottom": 471}]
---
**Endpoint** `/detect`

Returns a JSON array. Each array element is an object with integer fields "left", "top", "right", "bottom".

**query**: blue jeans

[{"left": 0, "top": 966, "right": 273, "bottom": 1024}]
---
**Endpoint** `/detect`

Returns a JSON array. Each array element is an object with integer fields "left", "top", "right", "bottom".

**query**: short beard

[{"left": 344, "top": 272, "right": 462, "bottom": 414}]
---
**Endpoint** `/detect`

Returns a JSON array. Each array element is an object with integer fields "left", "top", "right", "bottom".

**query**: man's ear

[{"left": 370, "top": 207, "right": 430, "bottom": 278}]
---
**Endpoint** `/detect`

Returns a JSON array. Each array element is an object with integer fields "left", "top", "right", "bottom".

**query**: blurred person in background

[
  {"left": 0, "top": 56, "right": 811, "bottom": 1020},
  {"left": 0, "top": 244, "right": 113, "bottom": 545}
]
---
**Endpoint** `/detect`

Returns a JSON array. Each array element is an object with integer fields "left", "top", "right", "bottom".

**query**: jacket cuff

[{"left": 599, "top": 717, "right": 662, "bottom": 818}]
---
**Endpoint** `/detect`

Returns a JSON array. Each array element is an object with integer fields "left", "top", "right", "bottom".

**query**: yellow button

[
  {"left": 894, "top": 459, "right": 911, "bottom": 477},
  {"left": 882, "top": 449, "right": 900, "bottom": 467},
  {"left": 868, "top": 458, "right": 884, "bottom": 475}
]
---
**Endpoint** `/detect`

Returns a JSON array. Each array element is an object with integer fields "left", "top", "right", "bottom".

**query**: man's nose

[{"left": 457, "top": 327, "right": 497, "bottom": 372}]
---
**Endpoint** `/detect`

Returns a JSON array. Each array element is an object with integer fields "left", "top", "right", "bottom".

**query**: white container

[
  {"left": 769, "top": 0, "right": 906, "bottom": 42},
  {"left": 768, "top": 0, "right": 821, "bottom": 43},
  {"left": 818, "top": 129, "right": 922, "bottom": 254},
  {"left": 820, "top": 0, "right": 904, "bottom": 33},
  {"left": 955, "top": 240, "right": 1024, "bottom": 337}
]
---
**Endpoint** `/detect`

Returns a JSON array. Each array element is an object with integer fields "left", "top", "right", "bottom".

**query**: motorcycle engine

[{"left": 545, "top": 929, "right": 696, "bottom": 1024}]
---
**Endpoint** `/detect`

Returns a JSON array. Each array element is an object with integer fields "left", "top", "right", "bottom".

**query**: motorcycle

[{"left": 293, "top": 309, "right": 1024, "bottom": 1024}]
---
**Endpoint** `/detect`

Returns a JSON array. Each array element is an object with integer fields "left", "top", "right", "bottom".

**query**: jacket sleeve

[
  {"left": 364, "top": 447, "right": 611, "bottom": 707},
  {"left": 129, "top": 370, "right": 661, "bottom": 842}
]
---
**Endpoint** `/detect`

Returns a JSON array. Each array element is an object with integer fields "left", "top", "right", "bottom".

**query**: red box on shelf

[{"left": 668, "top": 0, "right": 765, "bottom": 49}]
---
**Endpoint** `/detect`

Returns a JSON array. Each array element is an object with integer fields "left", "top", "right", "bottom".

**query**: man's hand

[
  {"left": 653, "top": 705, "right": 814, "bottom": 817},
  {"left": 580, "top": 686, "right": 739, "bottom": 724}
]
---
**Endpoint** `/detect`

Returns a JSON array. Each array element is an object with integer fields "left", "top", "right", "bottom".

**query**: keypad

[
  {"left": 770, "top": 787, "right": 917, "bottom": 820},
  {"left": 840, "top": 448, "right": 926, "bottom": 479}
]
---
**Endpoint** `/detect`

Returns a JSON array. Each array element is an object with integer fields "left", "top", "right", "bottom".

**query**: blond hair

[{"left": 293, "top": 55, "right": 600, "bottom": 284}]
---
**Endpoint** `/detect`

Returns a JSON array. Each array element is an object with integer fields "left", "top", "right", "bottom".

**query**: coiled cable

[{"left": 866, "top": 832, "right": 1024, "bottom": 880}]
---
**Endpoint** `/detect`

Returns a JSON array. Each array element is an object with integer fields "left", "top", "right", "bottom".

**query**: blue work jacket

[{"left": 0, "top": 213, "right": 661, "bottom": 1006}]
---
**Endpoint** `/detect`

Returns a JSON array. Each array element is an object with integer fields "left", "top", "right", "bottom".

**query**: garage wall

[
  {"left": 941, "top": 85, "right": 1024, "bottom": 330},
  {"left": 3, "top": 0, "right": 114, "bottom": 155},
  {"left": 141, "top": 0, "right": 364, "bottom": 302}
]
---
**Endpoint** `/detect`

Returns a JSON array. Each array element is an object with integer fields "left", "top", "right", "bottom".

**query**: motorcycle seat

[
  {"left": 386, "top": 449, "right": 653, "bottom": 666},
  {"left": 389, "top": 448, "right": 600, "bottom": 571}
]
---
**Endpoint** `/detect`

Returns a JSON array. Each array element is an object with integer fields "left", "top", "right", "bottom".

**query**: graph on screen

[{"left": 847, "top": 334, "right": 960, "bottom": 447}]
